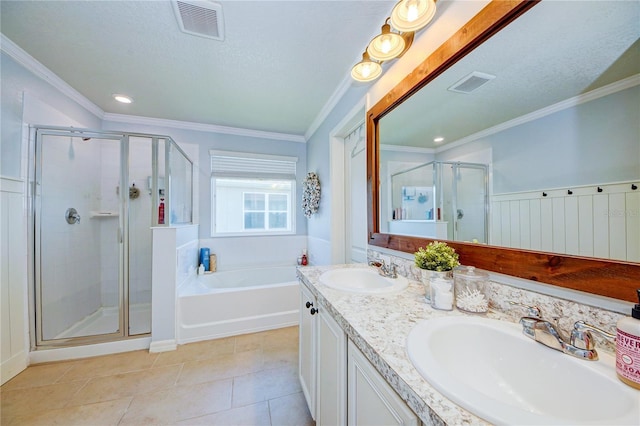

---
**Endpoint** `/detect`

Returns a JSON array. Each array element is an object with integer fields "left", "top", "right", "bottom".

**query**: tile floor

[{"left": 1, "top": 326, "right": 314, "bottom": 426}]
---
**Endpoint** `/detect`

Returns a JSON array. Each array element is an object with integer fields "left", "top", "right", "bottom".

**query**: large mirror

[{"left": 367, "top": 0, "right": 640, "bottom": 302}]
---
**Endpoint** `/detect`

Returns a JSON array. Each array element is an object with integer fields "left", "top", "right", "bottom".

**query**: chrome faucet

[
  {"left": 510, "top": 302, "right": 615, "bottom": 361},
  {"left": 508, "top": 301, "right": 542, "bottom": 318},
  {"left": 368, "top": 259, "right": 398, "bottom": 278},
  {"left": 569, "top": 320, "right": 616, "bottom": 360}
]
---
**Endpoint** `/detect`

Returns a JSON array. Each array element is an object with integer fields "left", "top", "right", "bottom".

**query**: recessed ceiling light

[
  {"left": 113, "top": 94, "right": 133, "bottom": 104},
  {"left": 434, "top": 137, "right": 444, "bottom": 143}
]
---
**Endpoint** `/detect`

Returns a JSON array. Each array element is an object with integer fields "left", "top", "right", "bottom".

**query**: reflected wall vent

[
  {"left": 448, "top": 71, "right": 496, "bottom": 94},
  {"left": 172, "top": 0, "right": 224, "bottom": 41}
]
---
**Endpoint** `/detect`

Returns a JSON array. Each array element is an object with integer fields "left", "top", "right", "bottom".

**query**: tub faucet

[{"left": 518, "top": 316, "right": 613, "bottom": 361}]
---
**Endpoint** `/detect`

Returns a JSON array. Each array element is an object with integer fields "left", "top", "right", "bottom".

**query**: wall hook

[
  {"left": 597, "top": 187, "right": 603, "bottom": 193},
  {"left": 567, "top": 189, "right": 573, "bottom": 195},
  {"left": 632, "top": 184, "right": 638, "bottom": 190},
  {"left": 542, "top": 192, "right": 548, "bottom": 197}
]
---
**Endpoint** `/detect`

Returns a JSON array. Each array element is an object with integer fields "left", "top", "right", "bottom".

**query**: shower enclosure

[
  {"left": 30, "top": 126, "right": 193, "bottom": 348},
  {"left": 388, "top": 161, "right": 488, "bottom": 243}
]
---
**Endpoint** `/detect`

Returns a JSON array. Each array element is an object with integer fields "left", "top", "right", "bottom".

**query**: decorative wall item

[{"left": 302, "top": 172, "right": 321, "bottom": 218}]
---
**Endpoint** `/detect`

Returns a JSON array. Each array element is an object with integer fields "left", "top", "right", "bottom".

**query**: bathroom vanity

[
  {"left": 298, "top": 264, "right": 489, "bottom": 425},
  {"left": 297, "top": 264, "right": 639, "bottom": 426},
  {"left": 299, "top": 268, "right": 420, "bottom": 425}
]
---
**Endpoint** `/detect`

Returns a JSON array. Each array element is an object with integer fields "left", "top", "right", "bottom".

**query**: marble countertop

[{"left": 297, "top": 263, "right": 504, "bottom": 426}]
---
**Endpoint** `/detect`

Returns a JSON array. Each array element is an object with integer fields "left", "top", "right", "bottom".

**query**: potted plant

[
  {"left": 414, "top": 241, "right": 459, "bottom": 272},
  {"left": 414, "top": 241, "right": 460, "bottom": 310}
]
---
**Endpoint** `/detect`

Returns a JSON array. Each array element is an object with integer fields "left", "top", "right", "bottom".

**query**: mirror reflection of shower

[{"left": 389, "top": 161, "right": 488, "bottom": 243}]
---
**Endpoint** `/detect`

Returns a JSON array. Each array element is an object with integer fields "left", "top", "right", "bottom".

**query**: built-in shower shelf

[{"left": 90, "top": 211, "right": 119, "bottom": 218}]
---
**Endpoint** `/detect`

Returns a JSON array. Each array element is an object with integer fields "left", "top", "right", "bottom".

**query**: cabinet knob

[
  {"left": 310, "top": 307, "right": 318, "bottom": 315},
  {"left": 305, "top": 301, "right": 313, "bottom": 309}
]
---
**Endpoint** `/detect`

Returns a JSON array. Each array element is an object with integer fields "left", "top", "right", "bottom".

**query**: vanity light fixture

[
  {"left": 113, "top": 94, "right": 133, "bottom": 104},
  {"left": 390, "top": 0, "right": 437, "bottom": 33},
  {"left": 367, "top": 19, "right": 409, "bottom": 61},
  {"left": 351, "top": 51, "right": 383, "bottom": 82},
  {"left": 351, "top": 0, "right": 436, "bottom": 83}
]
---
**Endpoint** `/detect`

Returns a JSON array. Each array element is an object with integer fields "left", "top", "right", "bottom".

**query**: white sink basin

[
  {"left": 407, "top": 316, "right": 640, "bottom": 425},
  {"left": 319, "top": 267, "right": 408, "bottom": 294}
]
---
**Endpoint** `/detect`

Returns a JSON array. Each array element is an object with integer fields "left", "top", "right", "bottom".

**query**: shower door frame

[
  {"left": 30, "top": 126, "right": 138, "bottom": 348},
  {"left": 434, "top": 161, "right": 489, "bottom": 243},
  {"left": 447, "top": 162, "right": 489, "bottom": 243}
]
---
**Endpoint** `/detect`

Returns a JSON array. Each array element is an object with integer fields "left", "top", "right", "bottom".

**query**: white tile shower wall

[{"left": 367, "top": 248, "right": 626, "bottom": 354}]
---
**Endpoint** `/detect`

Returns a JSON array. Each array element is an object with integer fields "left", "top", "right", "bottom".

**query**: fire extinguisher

[{"left": 158, "top": 197, "right": 165, "bottom": 224}]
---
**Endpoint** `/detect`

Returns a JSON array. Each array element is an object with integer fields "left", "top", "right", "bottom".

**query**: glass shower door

[
  {"left": 452, "top": 164, "right": 488, "bottom": 243},
  {"left": 35, "top": 131, "right": 124, "bottom": 344}
]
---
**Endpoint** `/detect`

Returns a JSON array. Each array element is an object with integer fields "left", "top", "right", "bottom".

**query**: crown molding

[
  {"left": 437, "top": 73, "right": 640, "bottom": 154},
  {"left": 103, "top": 113, "right": 306, "bottom": 143},
  {"left": 381, "top": 144, "right": 434, "bottom": 154},
  {"left": 1, "top": 34, "right": 105, "bottom": 119},
  {"left": 305, "top": 73, "right": 353, "bottom": 141}
]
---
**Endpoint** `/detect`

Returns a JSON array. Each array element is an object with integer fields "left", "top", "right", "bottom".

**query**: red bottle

[{"left": 158, "top": 198, "right": 165, "bottom": 224}]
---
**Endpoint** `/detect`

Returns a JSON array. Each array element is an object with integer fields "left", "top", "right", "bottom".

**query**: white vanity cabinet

[
  {"left": 299, "top": 279, "right": 348, "bottom": 425},
  {"left": 348, "top": 340, "right": 420, "bottom": 426},
  {"left": 299, "top": 280, "right": 317, "bottom": 420},
  {"left": 299, "top": 279, "right": 418, "bottom": 426},
  {"left": 316, "top": 303, "right": 347, "bottom": 426}
]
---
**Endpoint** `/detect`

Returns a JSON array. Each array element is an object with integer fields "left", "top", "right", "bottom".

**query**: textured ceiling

[
  {"left": 380, "top": 0, "right": 640, "bottom": 149},
  {"left": 1, "top": 0, "right": 395, "bottom": 136}
]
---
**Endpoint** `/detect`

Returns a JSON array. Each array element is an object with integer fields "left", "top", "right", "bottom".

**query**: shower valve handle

[{"left": 65, "top": 208, "right": 81, "bottom": 224}]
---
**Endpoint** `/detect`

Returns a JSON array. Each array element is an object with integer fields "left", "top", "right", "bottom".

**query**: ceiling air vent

[
  {"left": 172, "top": 0, "right": 224, "bottom": 41},
  {"left": 448, "top": 71, "right": 496, "bottom": 94}
]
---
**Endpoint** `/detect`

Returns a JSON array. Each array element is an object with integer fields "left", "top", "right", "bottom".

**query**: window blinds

[{"left": 210, "top": 150, "right": 297, "bottom": 179}]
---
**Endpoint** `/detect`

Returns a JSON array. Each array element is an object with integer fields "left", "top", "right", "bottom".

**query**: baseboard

[
  {"left": 149, "top": 339, "right": 178, "bottom": 353},
  {"left": 1, "top": 351, "right": 28, "bottom": 385}
]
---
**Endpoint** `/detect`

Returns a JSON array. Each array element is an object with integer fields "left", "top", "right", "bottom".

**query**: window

[
  {"left": 211, "top": 151, "right": 297, "bottom": 236},
  {"left": 243, "top": 192, "right": 290, "bottom": 230}
]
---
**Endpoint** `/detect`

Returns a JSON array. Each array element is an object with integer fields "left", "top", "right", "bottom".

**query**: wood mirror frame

[{"left": 366, "top": 0, "right": 640, "bottom": 303}]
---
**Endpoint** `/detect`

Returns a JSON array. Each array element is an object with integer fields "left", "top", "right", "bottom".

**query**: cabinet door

[
  {"left": 299, "top": 281, "right": 317, "bottom": 420},
  {"left": 317, "top": 308, "right": 347, "bottom": 426},
  {"left": 348, "top": 340, "right": 419, "bottom": 426}
]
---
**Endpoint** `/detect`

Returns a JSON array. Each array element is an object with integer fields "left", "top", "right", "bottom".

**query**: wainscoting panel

[{"left": 491, "top": 182, "right": 639, "bottom": 262}]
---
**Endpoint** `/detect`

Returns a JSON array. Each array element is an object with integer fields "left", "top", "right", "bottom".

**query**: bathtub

[{"left": 177, "top": 265, "right": 299, "bottom": 343}]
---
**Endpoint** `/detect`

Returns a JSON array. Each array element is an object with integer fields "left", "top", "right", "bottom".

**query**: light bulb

[
  {"left": 407, "top": 3, "right": 419, "bottom": 22},
  {"left": 351, "top": 52, "right": 382, "bottom": 82},
  {"left": 391, "top": 0, "right": 436, "bottom": 33},
  {"left": 367, "top": 23, "right": 406, "bottom": 61},
  {"left": 381, "top": 36, "right": 392, "bottom": 54}
]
